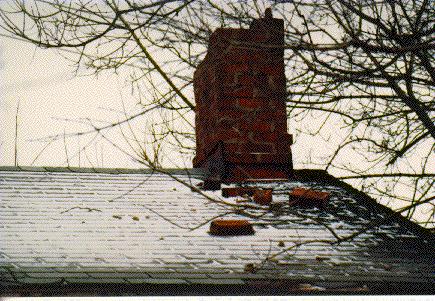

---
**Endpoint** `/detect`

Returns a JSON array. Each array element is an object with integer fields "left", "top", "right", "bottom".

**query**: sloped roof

[{"left": 0, "top": 166, "right": 434, "bottom": 296}]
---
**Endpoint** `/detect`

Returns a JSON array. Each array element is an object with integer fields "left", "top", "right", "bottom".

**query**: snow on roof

[{"left": 0, "top": 166, "right": 434, "bottom": 295}]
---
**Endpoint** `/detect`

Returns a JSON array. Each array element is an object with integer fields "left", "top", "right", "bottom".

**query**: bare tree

[
  {"left": 279, "top": 0, "right": 434, "bottom": 227},
  {"left": 0, "top": 0, "right": 433, "bottom": 225}
]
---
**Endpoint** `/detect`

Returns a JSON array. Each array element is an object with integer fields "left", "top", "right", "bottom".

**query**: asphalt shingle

[{"left": 0, "top": 167, "right": 434, "bottom": 294}]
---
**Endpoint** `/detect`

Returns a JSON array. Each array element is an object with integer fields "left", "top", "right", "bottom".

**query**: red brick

[
  {"left": 221, "top": 187, "right": 256, "bottom": 198},
  {"left": 253, "top": 189, "right": 273, "bottom": 205},
  {"left": 224, "top": 51, "right": 269, "bottom": 63},
  {"left": 289, "top": 188, "right": 330, "bottom": 208},
  {"left": 239, "top": 142, "right": 274, "bottom": 154},
  {"left": 212, "top": 100, "right": 237, "bottom": 112},
  {"left": 224, "top": 64, "right": 249, "bottom": 73},
  {"left": 241, "top": 121, "right": 272, "bottom": 133},
  {"left": 251, "top": 131, "right": 280, "bottom": 142},
  {"left": 210, "top": 28, "right": 254, "bottom": 46},
  {"left": 209, "top": 132, "right": 247, "bottom": 151},
  {"left": 253, "top": 64, "right": 284, "bottom": 76},
  {"left": 251, "top": 121, "right": 273, "bottom": 133},
  {"left": 275, "top": 135, "right": 292, "bottom": 153},
  {"left": 223, "top": 142, "right": 242, "bottom": 154},
  {"left": 253, "top": 110, "right": 286, "bottom": 120},
  {"left": 225, "top": 86, "right": 253, "bottom": 98},
  {"left": 215, "top": 117, "right": 237, "bottom": 128},
  {"left": 217, "top": 107, "right": 248, "bottom": 119},
  {"left": 238, "top": 98, "right": 264, "bottom": 109},
  {"left": 209, "top": 220, "right": 255, "bottom": 236},
  {"left": 250, "top": 33, "right": 269, "bottom": 43}
]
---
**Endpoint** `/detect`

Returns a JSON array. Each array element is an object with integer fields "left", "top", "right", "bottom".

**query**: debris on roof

[
  {"left": 222, "top": 187, "right": 256, "bottom": 198},
  {"left": 253, "top": 189, "right": 273, "bottom": 205},
  {"left": 289, "top": 187, "right": 330, "bottom": 208},
  {"left": 209, "top": 220, "right": 255, "bottom": 236}
]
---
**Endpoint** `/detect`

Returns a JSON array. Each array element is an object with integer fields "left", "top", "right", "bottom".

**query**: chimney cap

[{"left": 265, "top": 7, "right": 273, "bottom": 19}]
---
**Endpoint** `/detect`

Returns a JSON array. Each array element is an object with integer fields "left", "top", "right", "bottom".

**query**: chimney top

[{"left": 264, "top": 7, "right": 273, "bottom": 19}]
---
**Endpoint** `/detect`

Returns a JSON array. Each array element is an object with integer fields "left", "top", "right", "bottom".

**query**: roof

[{"left": 0, "top": 166, "right": 434, "bottom": 296}]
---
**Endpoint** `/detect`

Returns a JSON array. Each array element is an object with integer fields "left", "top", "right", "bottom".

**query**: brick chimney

[{"left": 193, "top": 9, "right": 293, "bottom": 185}]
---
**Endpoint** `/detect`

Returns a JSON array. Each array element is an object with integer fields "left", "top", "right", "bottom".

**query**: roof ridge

[{"left": 0, "top": 165, "right": 205, "bottom": 175}]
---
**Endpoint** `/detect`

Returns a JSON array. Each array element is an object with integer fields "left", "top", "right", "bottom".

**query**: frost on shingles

[{"left": 0, "top": 169, "right": 433, "bottom": 287}]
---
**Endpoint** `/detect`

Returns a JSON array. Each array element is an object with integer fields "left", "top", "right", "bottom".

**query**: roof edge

[
  {"left": 292, "top": 169, "right": 435, "bottom": 242},
  {"left": 2, "top": 280, "right": 434, "bottom": 296}
]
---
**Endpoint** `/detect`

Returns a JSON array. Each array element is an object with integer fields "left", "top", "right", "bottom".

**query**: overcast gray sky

[{"left": 0, "top": 37, "right": 148, "bottom": 168}]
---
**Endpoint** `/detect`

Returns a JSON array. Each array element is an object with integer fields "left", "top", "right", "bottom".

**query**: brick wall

[{"left": 193, "top": 14, "right": 293, "bottom": 182}]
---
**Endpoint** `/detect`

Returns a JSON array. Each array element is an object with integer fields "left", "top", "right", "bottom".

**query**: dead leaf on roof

[
  {"left": 278, "top": 241, "right": 285, "bottom": 247},
  {"left": 132, "top": 216, "right": 139, "bottom": 221},
  {"left": 112, "top": 215, "right": 122, "bottom": 219},
  {"left": 244, "top": 263, "right": 257, "bottom": 273}
]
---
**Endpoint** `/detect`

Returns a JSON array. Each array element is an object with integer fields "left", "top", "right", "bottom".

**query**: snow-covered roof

[{"left": 0, "top": 166, "right": 434, "bottom": 295}]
